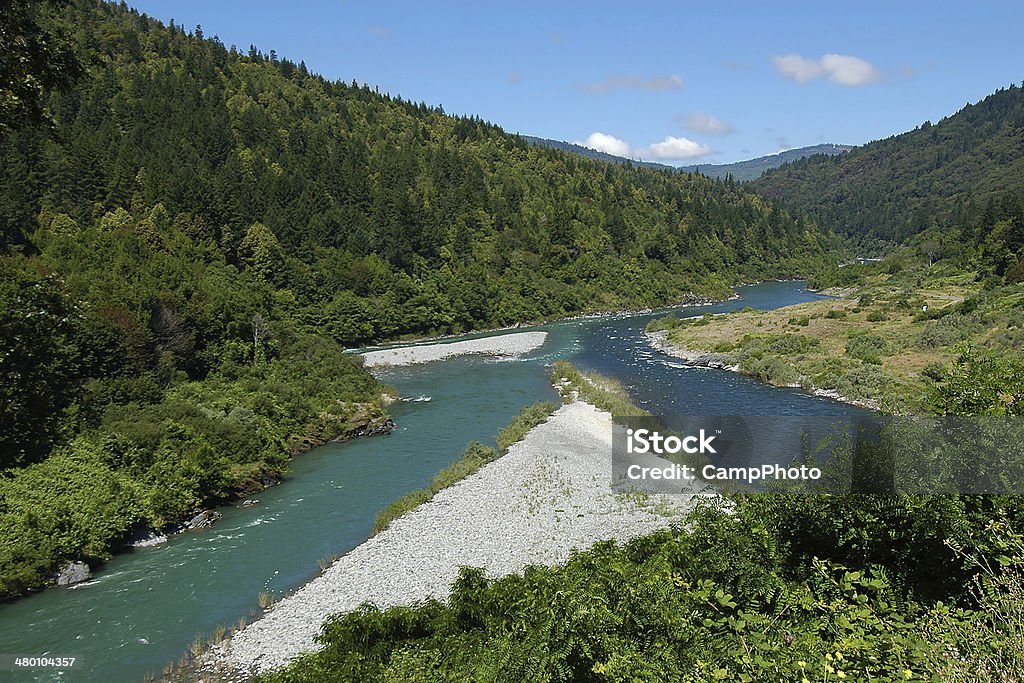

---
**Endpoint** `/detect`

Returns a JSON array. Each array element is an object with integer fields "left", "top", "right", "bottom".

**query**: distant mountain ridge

[
  {"left": 521, "top": 136, "right": 852, "bottom": 181},
  {"left": 519, "top": 136, "right": 675, "bottom": 170},
  {"left": 678, "top": 144, "right": 853, "bottom": 182}
]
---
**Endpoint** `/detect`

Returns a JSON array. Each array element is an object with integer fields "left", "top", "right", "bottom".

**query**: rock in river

[
  {"left": 55, "top": 561, "right": 91, "bottom": 587},
  {"left": 184, "top": 510, "right": 223, "bottom": 530}
]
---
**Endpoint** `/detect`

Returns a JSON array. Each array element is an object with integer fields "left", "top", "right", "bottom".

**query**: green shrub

[
  {"left": 692, "top": 313, "right": 714, "bottom": 327},
  {"left": 0, "top": 441, "right": 146, "bottom": 597},
  {"left": 931, "top": 346, "right": 1024, "bottom": 415},
  {"left": 825, "top": 308, "right": 848, "bottom": 319},
  {"left": 741, "top": 356, "right": 799, "bottom": 385},
  {"left": 371, "top": 489, "right": 432, "bottom": 534},
  {"left": 846, "top": 334, "right": 889, "bottom": 364},
  {"left": 922, "top": 361, "right": 948, "bottom": 382},
  {"left": 834, "top": 363, "right": 890, "bottom": 399},
  {"left": 740, "top": 333, "right": 818, "bottom": 357},
  {"left": 1006, "top": 258, "right": 1024, "bottom": 284},
  {"left": 430, "top": 442, "right": 496, "bottom": 491},
  {"left": 551, "top": 361, "right": 647, "bottom": 416},
  {"left": 644, "top": 315, "right": 679, "bottom": 332},
  {"left": 917, "top": 315, "right": 972, "bottom": 348},
  {"left": 866, "top": 310, "right": 888, "bottom": 322}
]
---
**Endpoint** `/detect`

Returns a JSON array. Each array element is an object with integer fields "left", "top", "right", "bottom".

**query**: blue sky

[{"left": 129, "top": 1, "right": 1023, "bottom": 165}]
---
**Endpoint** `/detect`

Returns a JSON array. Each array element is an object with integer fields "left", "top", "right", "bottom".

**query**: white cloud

[
  {"left": 683, "top": 112, "right": 734, "bottom": 135},
  {"left": 820, "top": 54, "right": 880, "bottom": 86},
  {"left": 578, "top": 74, "right": 684, "bottom": 94},
  {"left": 575, "top": 132, "right": 712, "bottom": 162},
  {"left": 772, "top": 54, "right": 824, "bottom": 83},
  {"left": 772, "top": 53, "right": 879, "bottom": 86},
  {"left": 574, "top": 132, "right": 633, "bottom": 157},
  {"left": 643, "top": 136, "right": 712, "bottom": 160}
]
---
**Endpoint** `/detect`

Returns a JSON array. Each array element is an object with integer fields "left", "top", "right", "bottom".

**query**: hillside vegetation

[
  {"left": 649, "top": 255, "right": 1024, "bottom": 415},
  {"left": 753, "top": 85, "right": 1024, "bottom": 262},
  {"left": 1, "top": 1, "right": 835, "bottom": 343}
]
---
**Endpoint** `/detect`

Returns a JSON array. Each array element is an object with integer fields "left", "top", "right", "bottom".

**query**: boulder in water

[
  {"left": 184, "top": 510, "right": 223, "bottom": 530},
  {"left": 55, "top": 561, "right": 91, "bottom": 587}
]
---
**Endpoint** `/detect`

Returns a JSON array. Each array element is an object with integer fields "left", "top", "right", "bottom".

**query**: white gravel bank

[
  {"left": 201, "top": 401, "right": 707, "bottom": 680},
  {"left": 360, "top": 331, "right": 547, "bottom": 367}
]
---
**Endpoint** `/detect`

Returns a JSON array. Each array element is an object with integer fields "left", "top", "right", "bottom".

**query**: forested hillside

[
  {"left": 1, "top": 1, "right": 834, "bottom": 340},
  {"left": 752, "top": 85, "right": 1024, "bottom": 266},
  {"left": 0, "top": 0, "right": 834, "bottom": 598}
]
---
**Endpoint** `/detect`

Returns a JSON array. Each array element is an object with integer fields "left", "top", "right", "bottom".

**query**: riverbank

[
  {"left": 646, "top": 328, "right": 882, "bottom": 411},
  {"left": 642, "top": 268, "right": 995, "bottom": 414},
  {"left": 354, "top": 291, "right": 728, "bottom": 354},
  {"left": 196, "top": 399, "right": 703, "bottom": 680},
  {"left": 361, "top": 330, "right": 548, "bottom": 367}
]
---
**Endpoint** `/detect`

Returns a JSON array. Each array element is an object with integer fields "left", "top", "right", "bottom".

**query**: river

[{"left": 0, "top": 280, "right": 862, "bottom": 682}]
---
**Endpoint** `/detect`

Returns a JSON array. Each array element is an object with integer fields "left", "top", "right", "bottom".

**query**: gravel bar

[
  {"left": 199, "top": 400, "right": 707, "bottom": 680},
  {"left": 360, "top": 330, "right": 547, "bottom": 367}
]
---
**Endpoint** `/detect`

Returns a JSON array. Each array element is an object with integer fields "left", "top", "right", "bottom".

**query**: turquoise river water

[{"left": 0, "top": 281, "right": 863, "bottom": 682}]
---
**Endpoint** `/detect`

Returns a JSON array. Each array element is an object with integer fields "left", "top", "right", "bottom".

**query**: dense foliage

[
  {"left": 931, "top": 344, "right": 1024, "bottom": 416},
  {"left": 0, "top": 321, "right": 385, "bottom": 598},
  {"left": 0, "top": 0, "right": 84, "bottom": 134},
  {"left": 753, "top": 85, "right": 1024, "bottom": 275},
  {"left": 1, "top": 1, "right": 832, "bottom": 336}
]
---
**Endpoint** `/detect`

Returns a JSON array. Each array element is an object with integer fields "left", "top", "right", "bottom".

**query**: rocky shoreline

[
  {"left": 646, "top": 330, "right": 880, "bottom": 411},
  {"left": 195, "top": 400, "right": 705, "bottom": 680}
]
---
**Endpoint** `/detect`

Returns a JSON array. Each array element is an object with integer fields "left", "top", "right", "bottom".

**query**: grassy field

[{"left": 649, "top": 266, "right": 1024, "bottom": 413}]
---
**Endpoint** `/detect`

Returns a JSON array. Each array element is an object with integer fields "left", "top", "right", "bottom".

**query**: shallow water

[{"left": 0, "top": 281, "right": 861, "bottom": 682}]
